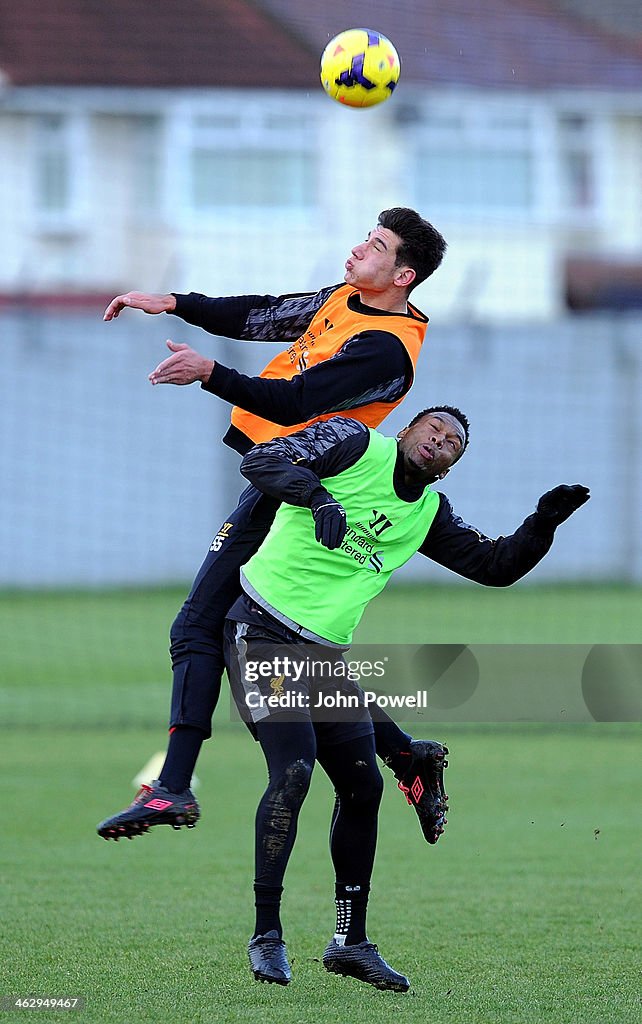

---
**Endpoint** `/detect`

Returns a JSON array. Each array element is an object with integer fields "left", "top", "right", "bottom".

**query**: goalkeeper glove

[
  {"left": 536, "top": 484, "right": 590, "bottom": 526},
  {"left": 310, "top": 491, "right": 347, "bottom": 550}
]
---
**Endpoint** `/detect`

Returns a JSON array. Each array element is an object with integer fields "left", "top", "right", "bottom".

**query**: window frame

[
  {"left": 167, "top": 94, "right": 318, "bottom": 226},
  {"left": 30, "top": 111, "right": 89, "bottom": 234}
]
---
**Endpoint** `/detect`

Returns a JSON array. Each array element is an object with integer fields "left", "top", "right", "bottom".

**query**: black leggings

[
  {"left": 254, "top": 719, "right": 384, "bottom": 890},
  {"left": 169, "top": 485, "right": 277, "bottom": 736}
]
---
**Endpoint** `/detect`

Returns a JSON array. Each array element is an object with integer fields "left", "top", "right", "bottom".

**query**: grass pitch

[
  {"left": 2, "top": 582, "right": 640, "bottom": 729},
  {"left": 1, "top": 584, "right": 640, "bottom": 1022},
  {"left": 1, "top": 725, "right": 639, "bottom": 1024}
]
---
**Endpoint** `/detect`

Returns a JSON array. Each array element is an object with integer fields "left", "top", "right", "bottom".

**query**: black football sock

[
  {"left": 370, "top": 706, "right": 412, "bottom": 776},
  {"left": 158, "top": 725, "right": 207, "bottom": 793},
  {"left": 253, "top": 884, "right": 284, "bottom": 939},
  {"left": 334, "top": 883, "right": 370, "bottom": 946}
]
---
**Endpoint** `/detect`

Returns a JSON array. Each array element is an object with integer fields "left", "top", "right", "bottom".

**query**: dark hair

[
  {"left": 378, "top": 207, "right": 447, "bottom": 291},
  {"left": 406, "top": 405, "right": 470, "bottom": 459}
]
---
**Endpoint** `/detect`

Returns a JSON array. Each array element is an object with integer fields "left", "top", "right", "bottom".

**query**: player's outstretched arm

[
  {"left": 200, "top": 331, "right": 408, "bottom": 425},
  {"left": 421, "top": 484, "right": 590, "bottom": 586},
  {"left": 170, "top": 285, "right": 341, "bottom": 342},
  {"left": 103, "top": 291, "right": 177, "bottom": 321}
]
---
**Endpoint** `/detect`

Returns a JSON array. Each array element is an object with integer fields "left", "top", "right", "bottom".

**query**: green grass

[
  {"left": 1, "top": 582, "right": 639, "bottom": 727},
  {"left": 359, "top": 582, "right": 642, "bottom": 644},
  {"left": 2, "top": 725, "right": 640, "bottom": 1024},
  {"left": 1, "top": 586, "right": 640, "bottom": 1022}
]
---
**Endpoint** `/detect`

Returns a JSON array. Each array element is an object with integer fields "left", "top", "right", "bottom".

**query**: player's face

[
  {"left": 344, "top": 226, "right": 409, "bottom": 294},
  {"left": 397, "top": 412, "right": 465, "bottom": 484}
]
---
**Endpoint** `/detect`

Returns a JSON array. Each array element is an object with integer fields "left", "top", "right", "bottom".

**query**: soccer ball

[{"left": 320, "top": 28, "right": 401, "bottom": 108}]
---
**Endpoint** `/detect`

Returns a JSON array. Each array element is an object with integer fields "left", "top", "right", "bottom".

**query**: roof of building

[
  {"left": 552, "top": 0, "right": 642, "bottom": 41},
  {"left": 1, "top": 0, "right": 641, "bottom": 90},
  {"left": 0, "top": 0, "right": 317, "bottom": 88},
  {"left": 260, "top": 0, "right": 642, "bottom": 89}
]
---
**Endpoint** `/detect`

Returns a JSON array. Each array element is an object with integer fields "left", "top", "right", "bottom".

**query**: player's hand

[
  {"left": 148, "top": 340, "right": 215, "bottom": 386},
  {"left": 311, "top": 493, "right": 347, "bottom": 550},
  {"left": 536, "top": 484, "right": 590, "bottom": 525},
  {"left": 103, "top": 291, "right": 177, "bottom": 321}
]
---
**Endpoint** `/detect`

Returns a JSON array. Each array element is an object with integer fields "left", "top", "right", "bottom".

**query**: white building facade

[{"left": 1, "top": 84, "right": 641, "bottom": 322}]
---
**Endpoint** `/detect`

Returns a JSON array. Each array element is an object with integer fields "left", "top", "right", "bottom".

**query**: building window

[
  {"left": 191, "top": 149, "right": 313, "bottom": 209},
  {"left": 557, "top": 114, "right": 595, "bottom": 210},
  {"left": 409, "top": 102, "right": 536, "bottom": 215},
  {"left": 133, "top": 116, "right": 163, "bottom": 213},
  {"left": 185, "top": 109, "right": 315, "bottom": 215},
  {"left": 417, "top": 148, "right": 533, "bottom": 209},
  {"left": 34, "top": 114, "right": 71, "bottom": 214}
]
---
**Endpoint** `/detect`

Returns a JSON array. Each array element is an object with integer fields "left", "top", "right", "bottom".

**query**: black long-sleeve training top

[
  {"left": 171, "top": 288, "right": 413, "bottom": 453},
  {"left": 238, "top": 417, "right": 556, "bottom": 588}
]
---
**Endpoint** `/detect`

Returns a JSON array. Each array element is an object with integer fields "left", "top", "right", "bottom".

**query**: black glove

[
  {"left": 310, "top": 491, "right": 347, "bottom": 550},
  {"left": 536, "top": 484, "right": 590, "bottom": 526}
]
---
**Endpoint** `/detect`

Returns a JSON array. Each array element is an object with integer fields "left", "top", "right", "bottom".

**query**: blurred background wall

[{"left": 2, "top": 0, "right": 641, "bottom": 587}]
